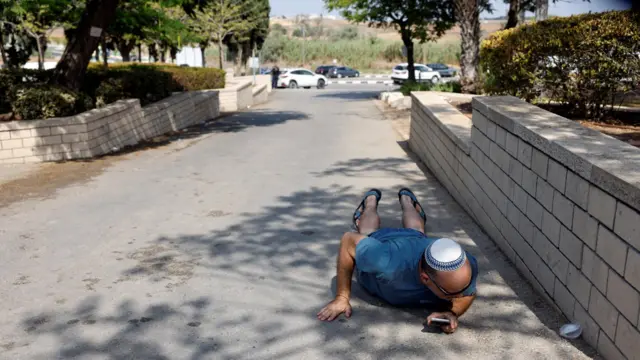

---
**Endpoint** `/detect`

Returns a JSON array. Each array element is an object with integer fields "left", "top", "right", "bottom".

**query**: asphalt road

[{"left": 0, "top": 86, "right": 596, "bottom": 359}]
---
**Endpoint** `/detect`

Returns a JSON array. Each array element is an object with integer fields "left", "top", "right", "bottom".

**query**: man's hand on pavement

[
  {"left": 317, "top": 296, "right": 352, "bottom": 321},
  {"left": 426, "top": 311, "right": 459, "bottom": 334}
]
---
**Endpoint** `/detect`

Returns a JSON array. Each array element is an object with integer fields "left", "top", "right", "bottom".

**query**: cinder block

[
  {"left": 538, "top": 230, "right": 569, "bottom": 283},
  {"left": 490, "top": 142, "right": 510, "bottom": 173},
  {"left": 553, "top": 190, "right": 574, "bottom": 229},
  {"left": 536, "top": 177, "right": 555, "bottom": 212},
  {"left": 567, "top": 263, "right": 592, "bottom": 308},
  {"left": 507, "top": 200, "right": 522, "bottom": 229},
  {"left": 590, "top": 287, "right": 620, "bottom": 339},
  {"left": 607, "top": 270, "right": 640, "bottom": 326},
  {"left": 574, "top": 303, "right": 600, "bottom": 347},
  {"left": 521, "top": 167, "right": 537, "bottom": 196},
  {"left": 554, "top": 277, "right": 576, "bottom": 318},
  {"left": 565, "top": 171, "right": 589, "bottom": 210},
  {"left": 505, "top": 132, "right": 519, "bottom": 157},
  {"left": 2, "top": 139, "right": 23, "bottom": 149},
  {"left": 542, "top": 209, "right": 562, "bottom": 246},
  {"left": 51, "top": 124, "right": 86, "bottom": 135},
  {"left": 573, "top": 207, "right": 598, "bottom": 250},
  {"left": 31, "top": 127, "right": 51, "bottom": 137},
  {"left": 0, "top": 149, "right": 12, "bottom": 159},
  {"left": 11, "top": 147, "right": 34, "bottom": 158},
  {"left": 614, "top": 202, "right": 640, "bottom": 251},
  {"left": 615, "top": 316, "right": 640, "bottom": 360},
  {"left": 598, "top": 331, "right": 624, "bottom": 360},
  {"left": 531, "top": 256, "right": 556, "bottom": 295},
  {"left": 10, "top": 129, "right": 33, "bottom": 139},
  {"left": 588, "top": 185, "right": 617, "bottom": 229},
  {"left": 513, "top": 183, "right": 528, "bottom": 212},
  {"left": 547, "top": 159, "right": 567, "bottom": 193},
  {"left": 486, "top": 120, "right": 496, "bottom": 141},
  {"left": 471, "top": 126, "right": 491, "bottom": 155},
  {"left": 0, "top": 131, "right": 9, "bottom": 140},
  {"left": 527, "top": 196, "right": 544, "bottom": 229},
  {"left": 519, "top": 214, "right": 535, "bottom": 245},
  {"left": 626, "top": 249, "right": 640, "bottom": 293},
  {"left": 495, "top": 126, "right": 506, "bottom": 148},
  {"left": 597, "top": 225, "right": 629, "bottom": 275},
  {"left": 583, "top": 246, "right": 610, "bottom": 293},
  {"left": 560, "top": 226, "right": 583, "bottom": 267},
  {"left": 517, "top": 139, "right": 533, "bottom": 168},
  {"left": 508, "top": 156, "right": 523, "bottom": 185}
]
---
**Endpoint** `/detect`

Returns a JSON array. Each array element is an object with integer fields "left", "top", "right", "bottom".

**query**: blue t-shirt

[{"left": 354, "top": 228, "right": 478, "bottom": 306}]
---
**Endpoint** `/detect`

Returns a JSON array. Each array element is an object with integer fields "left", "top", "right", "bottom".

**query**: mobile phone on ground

[{"left": 429, "top": 317, "right": 451, "bottom": 325}]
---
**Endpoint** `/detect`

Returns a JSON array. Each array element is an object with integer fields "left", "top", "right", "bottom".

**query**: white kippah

[{"left": 424, "top": 238, "right": 466, "bottom": 272}]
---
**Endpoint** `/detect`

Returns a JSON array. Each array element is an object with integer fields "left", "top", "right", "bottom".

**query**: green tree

[
  {"left": 224, "top": 0, "right": 270, "bottom": 75},
  {"left": 454, "top": 0, "right": 492, "bottom": 93},
  {"left": 2, "top": 0, "right": 81, "bottom": 69},
  {"left": 189, "top": 0, "right": 253, "bottom": 69},
  {"left": 105, "top": 0, "right": 162, "bottom": 62},
  {"left": 325, "top": 0, "right": 456, "bottom": 82},
  {"left": 270, "top": 23, "right": 287, "bottom": 36}
]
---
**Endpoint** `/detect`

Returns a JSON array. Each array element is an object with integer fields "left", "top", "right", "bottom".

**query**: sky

[{"left": 269, "top": 0, "right": 632, "bottom": 18}]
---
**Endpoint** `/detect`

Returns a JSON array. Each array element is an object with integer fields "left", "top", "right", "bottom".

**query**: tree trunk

[
  {"left": 505, "top": 0, "right": 520, "bottom": 29},
  {"left": 101, "top": 38, "right": 108, "bottom": 66},
  {"left": 170, "top": 47, "right": 177, "bottom": 63},
  {"left": 519, "top": 1, "right": 526, "bottom": 23},
  {"left": 455, "top": 0, "right": 480, "bottom": 93},
  {"left": 148, "top": 43, "right": 158, "bottom": 62},
  {"left": 94, "top": 49, "right": 100, "bottom": 62},
  {"left": 217, "top": 38, "right": 223, "bottom": 69},
  {"left": 160, "top": 46, "right": 166, "bottom": 63},
  {"left": 137, "top": 43, "right": 142, "bottom": 62},
  {"left": 535, "top": 0, "right": 548, "bottom": 21},
  {"left": 200, "top": 43, "right": 207, "bottom": 68},
  {"left": 53, "top": 0, "right": 120, "bottom": 90},
  {"left": 35, "top": 36, "right": 44, "bottom": 70},
  {"left": 116, "top": 40, "right": 134, "bottom": 62},
  {"left": 0, "top": 26, "right": 8, "bottom": 68},
  {"left": 401, "top": 30, "right": 416, "bottom": 83}
]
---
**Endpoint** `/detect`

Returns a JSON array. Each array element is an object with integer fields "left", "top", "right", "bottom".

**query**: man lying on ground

[{"left": 317, "top": 188, "right": 478, "bottom": 334}]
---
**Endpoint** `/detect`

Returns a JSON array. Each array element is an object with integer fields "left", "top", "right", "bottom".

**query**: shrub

[
  {"left": 399, "top": 81, "right": 433, "bottom": 96},
  {"left": 0, "top": 69, "right": 54, "bottom": 113},
  {"left": 432, "top": 81, "right": 462, "bottom": 93},
  {"left": 11, "top": 85, "right": 92, "bottom": 120},
  {"left": 84, "top": 64, "right": 225, "bottom": 107},
  {"left": 481, "top": 10, "right": 640, "bottom": 120}
]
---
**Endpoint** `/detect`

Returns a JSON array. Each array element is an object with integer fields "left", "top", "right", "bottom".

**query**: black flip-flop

[
  {"left": 398, "top": 188, "right": 427, "bottom": 224},
  {"left": 353, "top": 189, "right": 382, "bottom": 231}
]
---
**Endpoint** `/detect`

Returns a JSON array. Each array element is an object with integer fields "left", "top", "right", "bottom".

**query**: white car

[
  {"left": 391, "top": 63, "right": 441, "bottom": 84},
  {"left": 277, "top": 68, "right": 328, "bottom": 89}
]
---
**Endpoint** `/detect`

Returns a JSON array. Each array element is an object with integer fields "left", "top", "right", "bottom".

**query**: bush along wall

[
  {"left": 480, "top": 10, "right": 640, "bottom": 121},
  {"left": 0, "top": 64, "right": 226, "bottom": 121}
]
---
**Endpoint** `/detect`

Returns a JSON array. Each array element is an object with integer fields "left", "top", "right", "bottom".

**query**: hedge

[
  {"left": 0, "top": 64, "right": 226, "bottom": 120},
  {"left": 480, "top": 10, "right": 640, "bottom": 120}
]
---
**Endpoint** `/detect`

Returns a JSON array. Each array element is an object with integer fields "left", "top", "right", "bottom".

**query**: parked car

[
  {"left": 427, "top": 63, "right": 457, "bottom": 77},
  {"left": 315, "top": 65, "right": 336, "bottom": 75},
  {"left": 277, "top": 68, "right": 328, "bottom": 89},
  {"left": 328, "top": 66, "right": 360, "bottom": 78},
  {"left": 391, "top": 63, "right": 441, "bottom": 84}
]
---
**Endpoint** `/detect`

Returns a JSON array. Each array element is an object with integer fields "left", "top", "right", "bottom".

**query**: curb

[{"left": 328, "top": 80, "right": 394, "bottom": 85}]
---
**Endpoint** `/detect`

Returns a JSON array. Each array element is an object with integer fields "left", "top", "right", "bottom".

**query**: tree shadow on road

[
  {"left": 14, "top": 156, "right": 598, "bottom": 359},
  {"left": 314, "top": 91, "right": 386, "bottom": 101}
]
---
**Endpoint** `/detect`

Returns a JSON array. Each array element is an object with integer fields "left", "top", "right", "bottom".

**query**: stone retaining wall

[
  {"left": 220, "top": 80, "right": 252, "bottom": 112},
  {"left": 252, "top": 84, "right": 269, "bottom": 106},
  {"left": 0, "top": 90, "right": 220, "bottom": 163},
  {"left": 410, "top": 92, "right": 640, "bottom": 360}
]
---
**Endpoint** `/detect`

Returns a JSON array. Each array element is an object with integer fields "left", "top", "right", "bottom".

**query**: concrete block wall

[
  {"left": 219, "top": 80, "right": 252, "bottom": 112},
  {"left": 409, "top": 92, "right": 640, "bottom": 360},
  {"left": 0, "top": 90, "right": 220, "bottom": 163},
  {"left": 252, "top": 84, "right": 269, "bottom": 106}
]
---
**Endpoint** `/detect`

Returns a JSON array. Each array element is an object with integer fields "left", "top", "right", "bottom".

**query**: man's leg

[
  {"left": 400, "top": 194, "right": 425, "bottom": 234},
  {"left": 356, "top": 195, "right": 381, "bottom": 235}
]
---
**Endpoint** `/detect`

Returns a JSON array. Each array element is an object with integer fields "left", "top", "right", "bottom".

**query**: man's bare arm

[
  {"left": 317, "top": 232, "right": 366, "bottom": 321},
  {"left": 335, "top": 231, "right": 366, "bottom": 300},
  {"left": 450, "top": 294, "right": 476, "bottom": 317}
]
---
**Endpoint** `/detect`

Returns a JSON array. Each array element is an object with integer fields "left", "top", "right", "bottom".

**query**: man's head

[{"left": 418, "top": 238, "right": 473, "bottom": 300}]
